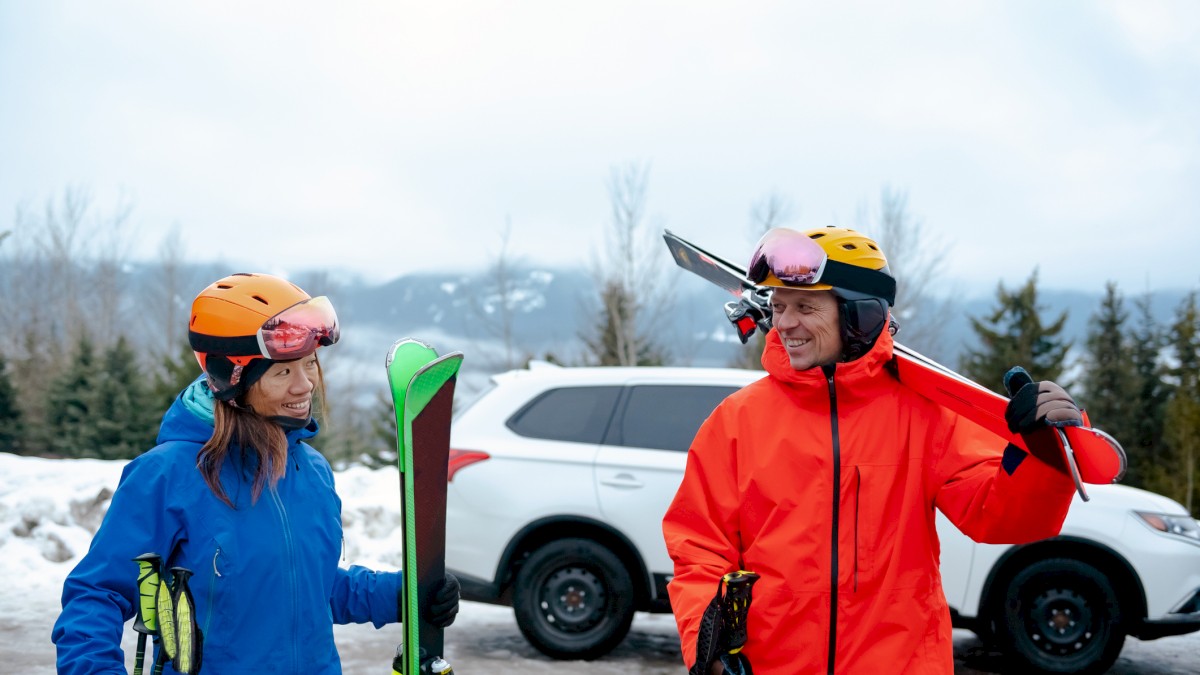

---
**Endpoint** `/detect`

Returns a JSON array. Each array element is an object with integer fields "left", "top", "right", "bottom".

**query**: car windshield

[{"left": 452, "top": 379, "right": 497, "bottom": 421}]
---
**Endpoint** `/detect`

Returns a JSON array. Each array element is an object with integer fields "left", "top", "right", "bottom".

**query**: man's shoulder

[{"left": 714, "top": 375, "right": 785, "bottom": 416}]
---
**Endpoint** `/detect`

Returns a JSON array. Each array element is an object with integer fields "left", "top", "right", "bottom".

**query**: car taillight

[{"left": 448, "top": 449, "right": 490, "bottom": 482}]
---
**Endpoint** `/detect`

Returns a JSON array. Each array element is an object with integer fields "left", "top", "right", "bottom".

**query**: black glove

[
  {"left": 428, "top": 572, "right": 460, "bottom": 629},
  {"left": 1004, "top": 367, "right": 1083, "bottom": 434},
  {"left": 1002, "top": 367, "right": 1082, "bottom": 473}
]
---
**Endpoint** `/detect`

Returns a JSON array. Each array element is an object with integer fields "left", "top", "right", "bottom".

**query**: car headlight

[{"left": 1135, "top": 511, "right": 1200, "bottom": 543}]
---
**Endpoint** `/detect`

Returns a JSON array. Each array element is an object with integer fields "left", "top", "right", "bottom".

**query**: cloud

[{"left": 1, "top": 1, "right": 1197, "bottom": 292}]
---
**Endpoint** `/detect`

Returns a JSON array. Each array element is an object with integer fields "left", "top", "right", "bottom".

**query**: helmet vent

[
  {"left": 809, "top": 233, "right": 825, "bottom": 240},
  {"left": 251, "top": 295, "right": 269, "bottom": 305},
  {"left": 841, "top": 243, "right": 857, "bottom": 250},
  {"left": 216, "top": 283, "right": 233, "bottom": 289}
]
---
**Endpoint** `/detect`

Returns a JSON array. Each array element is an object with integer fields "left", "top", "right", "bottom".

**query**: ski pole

[
  {"left": 169, "top": 567, "right": 202, "bottom": 674},
  {"left": 690, "top": 570, "right": 760, "bottom": 675},
  {"left": 715, "top": 571, "right": 759, "bottom": 675},
  {"left": 131, "top": 553, "right": 164, "bottom": 675},
  {"left": 152, "top": 566, "right": 177, "bottom": 675}
]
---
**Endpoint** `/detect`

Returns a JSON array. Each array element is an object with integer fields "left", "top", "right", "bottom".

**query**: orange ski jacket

[{"left": 663, "top": 328, "right": 1075, "bottom": 675}]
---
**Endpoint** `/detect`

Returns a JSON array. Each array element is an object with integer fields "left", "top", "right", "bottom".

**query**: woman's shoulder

[
  {"left": 123, "top": 440, "right": 202, "bottom": 478},
  {"left": 295, "top": 442, "right": 336, "bottom": 479}
]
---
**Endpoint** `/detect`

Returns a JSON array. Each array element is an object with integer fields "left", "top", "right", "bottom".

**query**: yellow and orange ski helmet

[{"left": 749, "top": 226, "right": 896, "bottom": 359}]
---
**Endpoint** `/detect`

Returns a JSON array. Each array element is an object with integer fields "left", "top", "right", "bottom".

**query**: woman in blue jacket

[{"left": 52, "top": 272, "right": 458, "bottom": 674}]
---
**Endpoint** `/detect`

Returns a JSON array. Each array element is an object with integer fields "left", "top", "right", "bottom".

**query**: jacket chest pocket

[
  {"left": 847, "top": 462, "right": 913, "bottom": 591},
  {"left": 203, "top": 536, "right": 234, "bottom": 640}
]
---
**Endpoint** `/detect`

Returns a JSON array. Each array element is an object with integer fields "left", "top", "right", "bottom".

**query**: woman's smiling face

[{"left": 245, "top": 354, "right": 319, "bottom": 421}]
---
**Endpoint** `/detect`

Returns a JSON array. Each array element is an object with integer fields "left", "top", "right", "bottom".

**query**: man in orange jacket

[{"left": 662, "top": 226, "right": 1080, "bottom": 674}]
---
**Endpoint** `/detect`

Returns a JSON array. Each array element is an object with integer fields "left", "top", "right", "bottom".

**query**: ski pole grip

[
  {"left": 132, "top": 553, "right": 163, "bottom": 635},
  {"left": 720, "top": 570, "right": 760, "bottom": 653}
]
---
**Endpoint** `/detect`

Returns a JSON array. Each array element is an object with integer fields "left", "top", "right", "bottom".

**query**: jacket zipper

[
  {"left": 854, "top": 467, "right": 861, "bottom": 594},
  {"left": 269, "top": 485, "right": 300, "bottom": 674},
  {"left": 205, "top": 546, "right": 223, "bottom": 638},
  {"left": 825, "top": 366, "right": 840, "bottom": 675}
]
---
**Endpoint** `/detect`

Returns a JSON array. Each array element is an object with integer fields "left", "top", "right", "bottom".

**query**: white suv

[{"left": 445, "top": 363, "right": 1200, "bottom": 674}]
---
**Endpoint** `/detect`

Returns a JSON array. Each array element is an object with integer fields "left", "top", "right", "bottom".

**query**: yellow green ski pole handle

[
  {"left": 133, "top": 553, "right": 163, "bottom": 633},
  {"left": 154, "top": 567, "right": 178, "bottom": 668},
  {"left": 132, "top": 553, "right": 163, "bottom": 675},
  {"left": 170, "top": 567, "right": 202, "bottom": 674}
]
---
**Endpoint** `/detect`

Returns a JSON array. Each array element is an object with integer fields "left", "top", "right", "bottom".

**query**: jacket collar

[
  {"left": 760, "top": 326, "right": 896, "bottom": 400},
  {"left": 157, "top": 376, "right": 320, "bottom": 447}
]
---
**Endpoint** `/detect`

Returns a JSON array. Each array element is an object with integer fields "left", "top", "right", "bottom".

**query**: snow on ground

[
  {"left": 4, "top": 452, "right": 1198, "bottom": 675},
  {"left": 0, "top": 452, "right": 427, "bottom": 669},
  {"left": 0, "top": 451, "right": 685, "bottom": 674}
]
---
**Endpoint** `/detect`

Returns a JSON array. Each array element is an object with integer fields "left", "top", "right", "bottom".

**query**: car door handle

[{"left": 599, "top": 473, "right": 644, "bottom": 489}]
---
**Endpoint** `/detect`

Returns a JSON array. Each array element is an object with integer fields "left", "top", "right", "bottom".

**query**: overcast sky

[{"left": 1, "top": 1, "right": 1198, "bottom": 295}]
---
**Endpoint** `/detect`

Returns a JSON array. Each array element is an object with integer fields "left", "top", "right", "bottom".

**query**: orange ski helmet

[
  {"left": 188, "top": 273, "right": 340, "bottom": 400},
  {"left": 748, "top": 226, "right": 896, "bottom": 359}
]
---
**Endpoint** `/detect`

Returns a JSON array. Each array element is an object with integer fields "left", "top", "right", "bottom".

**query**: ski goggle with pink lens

[
  {"left": 255, "top": 296, "right": 340, "bottom": 360},
  {"left": 747, "top": 229, "right": 829, "bottom": 286},
  {"left": 747, "top": 229, "right": 897, "bottom": 306}
]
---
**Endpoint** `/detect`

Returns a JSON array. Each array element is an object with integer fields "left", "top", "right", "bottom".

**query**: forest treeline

[{"left": 1, "top": 185, "right": 1197, "bottom": 516}]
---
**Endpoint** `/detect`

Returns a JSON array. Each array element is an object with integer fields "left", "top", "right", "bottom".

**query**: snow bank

[{"left": 0, "top": 452, "right": 412, "bottom": 609}]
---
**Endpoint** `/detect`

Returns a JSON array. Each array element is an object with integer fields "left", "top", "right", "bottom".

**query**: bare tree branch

[
  {"left": 464, "top": 218, "right": 530, "bottom": 371},
  {"left": 856, "top": 185, "right": 954, "bottom": 359},
  {"left": 584, "top": 161, "right": 668, "bottom": 366},
  {"left": 749, "top": 190, "right": 796, "bottom": 239}
]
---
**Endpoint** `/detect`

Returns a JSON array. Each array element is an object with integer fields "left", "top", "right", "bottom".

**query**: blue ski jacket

[{"left": 52, "top": 379, "right": 402, "bottom": 674}]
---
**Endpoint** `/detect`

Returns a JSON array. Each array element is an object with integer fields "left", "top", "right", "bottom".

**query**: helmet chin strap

[
  {"left": 267, "top": 415, "right": 311, "bottom": 431},
  {"left": 224, "top": 399, "right": 311, "bottom": 431}
]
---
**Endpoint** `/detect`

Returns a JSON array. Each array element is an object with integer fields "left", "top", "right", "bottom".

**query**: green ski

[{"left": 386, "top": 338, "right": 463, "bottom": 675}]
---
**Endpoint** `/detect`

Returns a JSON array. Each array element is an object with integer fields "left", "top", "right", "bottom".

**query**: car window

[
  {"left": 506, "top": 386, "right": 622, "bottom": 443},
  {"left": 610, "top": 385, "right": 738, "bottom": 452}
]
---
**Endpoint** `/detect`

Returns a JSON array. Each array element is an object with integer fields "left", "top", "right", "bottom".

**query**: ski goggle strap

[
  {"left": 188, "top": 295, "right": 340, "bottom": 361},
  {"left": 748, "top": 229, "right": 896, "bottom": 306}
]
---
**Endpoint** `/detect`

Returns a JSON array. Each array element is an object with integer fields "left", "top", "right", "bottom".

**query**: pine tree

[
  {"left": 151, "top": 342, "right": 202, "bottom": 413},
  {"left": 1125, "top": 294, "right": 1170, "bottom": 490},
  {"left": 92, "top": 336, "right": 158, "bottom": 459},
  {"left": 0, "top": 352, "right": 24, "bottom": 454},
  {"left": 11, "top": 329, "right": 66, "bottom": 456},
  {"left": 582, "top": 279, "right": 667, "bottom": 366},
  {"left": 367, "top": 387, "right": 400, "bottom": 469},
  {"left": 1078, "top": 282, "right": 1137, "bottom": 460},
  {"left": 583, "top": 162, "right": 670, "bottom": 367},
  {"left": 1160, "top": 292, "right": 1200, "bottom": 515},
  {"left": 960, "top": 271, "right": 1071, "bottom": 394},
  {"left": 44, "top": 334, "right": 100, "bottom": 458}
]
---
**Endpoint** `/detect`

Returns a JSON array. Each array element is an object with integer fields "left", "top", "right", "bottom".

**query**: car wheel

[
  {"left": 512, "top": 538, "right": 635, "bottom": 660},
  {"left": 999, "top": 557, "right": 1125, "bottom": 675}
]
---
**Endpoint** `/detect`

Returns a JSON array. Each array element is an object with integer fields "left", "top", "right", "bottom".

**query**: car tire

[
  {"left": 512, "top": 538, "right": 636, "bottom": 660},
  {"left": 998, "top": 557, "right": 1125, "bottom": 675}
]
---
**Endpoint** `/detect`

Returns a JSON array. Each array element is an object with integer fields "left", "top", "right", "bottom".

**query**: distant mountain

[
  {"left": 330, "top": 266, "right": 1192, "bottom": 375},
  {"left": 25, "top": 261, "right": 1192, "bottom": 382}
]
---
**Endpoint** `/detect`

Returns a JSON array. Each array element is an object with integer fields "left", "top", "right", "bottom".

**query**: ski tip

[{"left": 386, "top": 337, "right": 436, "bottom": 368}]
